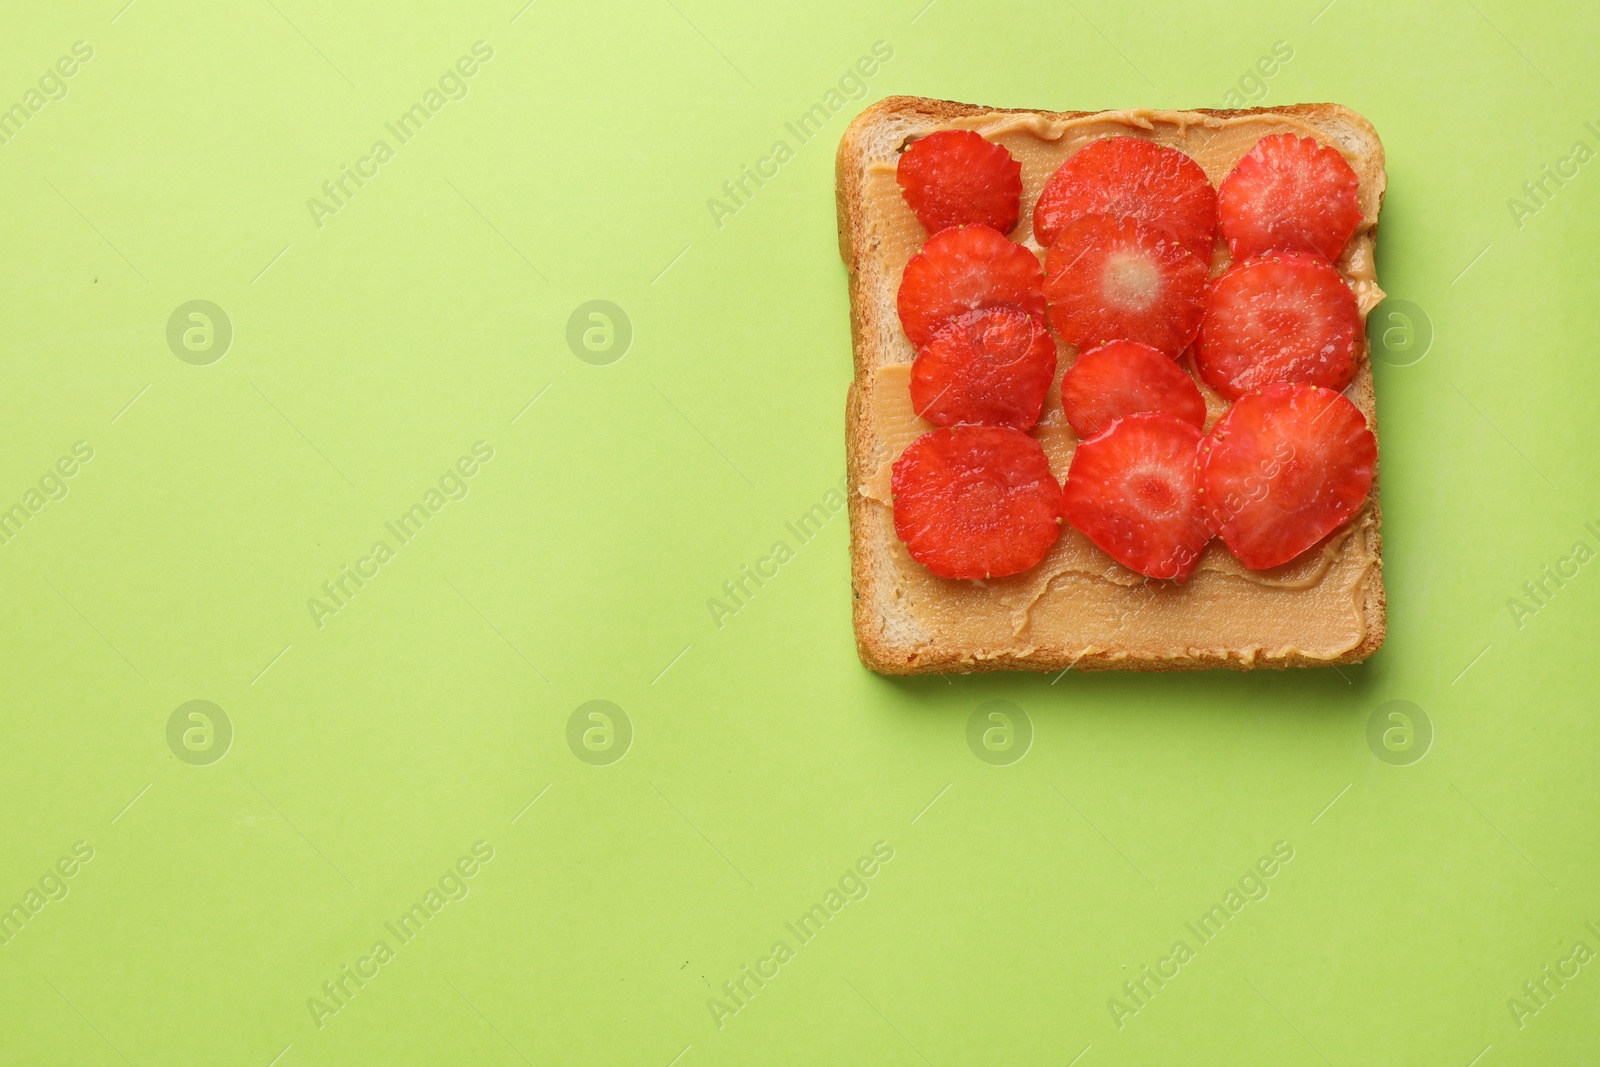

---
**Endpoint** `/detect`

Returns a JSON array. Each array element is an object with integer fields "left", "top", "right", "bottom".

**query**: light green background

[{"left": 1, "top": 0, "right": 1596, "bottom": 1063}]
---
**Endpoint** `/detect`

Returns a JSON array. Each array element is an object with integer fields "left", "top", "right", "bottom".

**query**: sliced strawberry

[
  {"left": 1198, "top": 383, "right": 1376, "bottom": 570},
  {"left": 1196, "top": 254, "right": 1361, "bottom": 400},
  {"left": 897, "top": 130, "right": 1023, "bottom": 235},
  {"left": 910, "top": 306, "right": 1056, "bottom": 430},
  {"left": 1059, "top": 340, "right": 1207, "bottom": 439},
  {"left": 898, "top": 225, "right": 1046, "bottom": 348},
  {"left": 1061, "top": 413, "right": 1210, "bottom": 581},
  {"left": 892, "top": 426, "right": 1062, "bottom": 579},
  {"left": 1043, "top": 214, "right": 1208, "bottom": 355},
  {"left": 1218, "top": 133, "right": 1362, "bottom": 262},
  {"left": 1033, "top": 136, "right": 1218, "bottom": 260}
]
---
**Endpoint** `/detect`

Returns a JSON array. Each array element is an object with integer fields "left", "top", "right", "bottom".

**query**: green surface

[{"left": 1, "top": 0, "right": 1596, "bottom": 1063}]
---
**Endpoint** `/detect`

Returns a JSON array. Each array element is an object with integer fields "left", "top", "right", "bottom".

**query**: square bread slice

[{"left": 838, "top": 97, "right": 1387, "bottom": 674}]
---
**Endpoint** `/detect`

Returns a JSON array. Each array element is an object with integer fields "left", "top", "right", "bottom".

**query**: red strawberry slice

[
  {"left": 1218, "top": 133, "right": 1362, "bottom": 262},
  {"left": 1059, "top": 340, "right": 1207, "bottom": 439},
  {"left": 910, "top": 306, "right": 1057, "bottom": 430},
  {"left": 892, "top": 426, "right": 1062, "bottom": 579},
  {"left": 1061, "top": 413, "right": 1210, "bottom": 581},
  {"left": 897, "top": 129, "right": 1023, "bottom": 235},
  {"left": 1196, "top": 253, "right": 1361, "bottom": 400},
  {"left": 1033, "top": 136, "right": 1218, "bottom": 260},
  {"left": 1043, "top": 214, "right": 1208, "bottom": 355},
  {"left": 898, "top": 225, "right": 1046, "bottom": 348},
  {"left": 1198, "top": 383, "right": 1376, "bottom": 570}
]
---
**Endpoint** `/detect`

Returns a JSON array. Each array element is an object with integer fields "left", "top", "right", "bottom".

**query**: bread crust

[{"left": 839, "top": 97, "right": 1387, "bottom": 675}]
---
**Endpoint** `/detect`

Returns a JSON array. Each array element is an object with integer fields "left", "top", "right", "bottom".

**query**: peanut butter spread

[{"left": 856, "top": 108, "right": 1384, "bottom": 663}]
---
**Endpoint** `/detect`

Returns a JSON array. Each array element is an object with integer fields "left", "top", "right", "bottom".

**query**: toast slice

[{"left": 838, "top": 97, "right": 1387, "bottom": 674}]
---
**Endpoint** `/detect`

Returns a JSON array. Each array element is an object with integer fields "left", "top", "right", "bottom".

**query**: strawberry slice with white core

[
  {"left": 1197, "top": 382, "right": 1376, "bottom": 570},
  {"left": 1061, "top": 412, "right": 1210, "bottom": 582},
  {"left": 1044, "top": 214, "right": 1208, "bottom": 356}
]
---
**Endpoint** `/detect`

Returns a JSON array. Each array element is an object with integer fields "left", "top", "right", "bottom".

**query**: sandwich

[{"left": 837, "top": 97, "right": 1386, "bottom": 674}]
